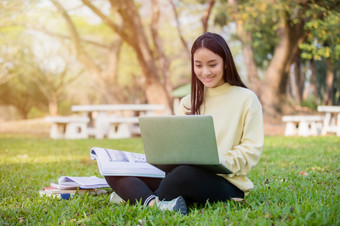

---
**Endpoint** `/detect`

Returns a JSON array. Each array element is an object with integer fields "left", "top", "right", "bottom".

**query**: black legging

[{"left": 105, "top": 165, "right": 244, "bottom": 206}]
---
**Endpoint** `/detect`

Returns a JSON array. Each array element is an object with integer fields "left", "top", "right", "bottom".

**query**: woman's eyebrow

[
  {"left": 194, "top": 59, "right": 218, "bottom": 63},
  {"left": 207, "top": 59, "right": 218, "bottom": 63}
]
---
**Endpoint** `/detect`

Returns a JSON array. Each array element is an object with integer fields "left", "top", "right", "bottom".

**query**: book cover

[{"left": 39, "top": 188, "right": 107, "bottom": 200}]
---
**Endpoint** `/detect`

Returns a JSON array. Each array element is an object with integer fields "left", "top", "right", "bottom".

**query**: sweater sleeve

[
  {"left": 221, "top": 103, "right": 264, "bottom": 176},
  {"left": 175, "top": 95, "right": 191, "bottom": 116}
]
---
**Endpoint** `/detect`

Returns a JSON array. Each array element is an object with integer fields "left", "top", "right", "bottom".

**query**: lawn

[{"left": 0, "top": 134, "right": 339, "bottom": 225}]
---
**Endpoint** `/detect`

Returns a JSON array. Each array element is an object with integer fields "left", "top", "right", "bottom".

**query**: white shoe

[
  {"left": 109, "top": 192, "right": 125, "bottom": 204},
  {"left": 155, "top": 196, "right": 187, "bottom": 215}
]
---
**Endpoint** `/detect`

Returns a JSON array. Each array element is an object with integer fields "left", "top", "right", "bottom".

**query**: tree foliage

[
  {"left": 213, "top": 0, "right": 340, "bottom": 115},
  {"left": 0, "top": 0, "right": 84, "bottom": 117},
  {"left": 300, "top": 2, "right": 340, "bottom": 63},
  {"left": 1, "top": 0, "right": 339, "bottom": 119},
  {"left": 0, "top": 47, "right": 48, "bottom": 118}
]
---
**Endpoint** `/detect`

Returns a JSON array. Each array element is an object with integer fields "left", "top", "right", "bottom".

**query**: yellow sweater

[{"left": 176, "top": 83, "right": 264, "bottom": 194}]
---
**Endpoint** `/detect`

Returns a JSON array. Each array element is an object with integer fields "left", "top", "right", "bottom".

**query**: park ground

[
  {"left": 0, "top": 112, "right": 339, "bottom": 225},
  {"left": 0, "top": 132, "right": 339, "bottom": 224}
]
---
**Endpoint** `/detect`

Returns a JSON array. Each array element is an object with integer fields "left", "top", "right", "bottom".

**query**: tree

[
  {"left": 201, "top": 0, "right": 216, "bottom": 33},
  {"left": 50, "top": 0, "right": 128, "bottom": 105},
  {"left": 300, "top": 3, "right": 340, "bottom": 105},
  {"left": 30, "top": 57, "right": 80, "bottom": 116},
  {"left": 2, "top": 0, "right": 215, "bottom": 116},
  {"left": 0, "top": 61, "right": 14, "bottom": 85},
  {"left": 79, "top": 0, "right": 174, "bottom": 113},
  {"left": 0, "top": 48, "right": 48, "bottom": 118},
  {"left": 216, "top": 0, "right": 340, "bottom": 117},
  {"left": 0, "top": 1, "right": 84, "bottom": 117},
  {"left": 169, "top": 0, "right": 190, "bottom": 57},
  {"left": 0, "top": 76, "right": 47, "bottom": 119},
  {"left": 0, "top": 35, "right": 80, "bottom": 116},
  {"left": 226, "top": 0, "right": 262, "bottom": 97}
]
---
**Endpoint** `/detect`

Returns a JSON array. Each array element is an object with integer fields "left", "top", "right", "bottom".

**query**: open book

[
  {"left": 51, "top": 176, "right": 109, "bottom": 189},
  {"left": 90, "top": 147, "right": 165, "bottom": 178}
]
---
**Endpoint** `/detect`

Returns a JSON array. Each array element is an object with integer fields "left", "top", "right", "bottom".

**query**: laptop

[{"left": 138, "top": 115, "right": 232, "bottom": 174}]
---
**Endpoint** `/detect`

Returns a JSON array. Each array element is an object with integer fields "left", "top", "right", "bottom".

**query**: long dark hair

[{"left": 189, "top": 32, "right": 247, "bottom": 115}]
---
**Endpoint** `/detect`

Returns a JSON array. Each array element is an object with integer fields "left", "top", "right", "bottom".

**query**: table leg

[
  {"left": 284, "top": 122, "right": 298, "bottom": 136},
  {"left": 337, "top": 113, "right": 340, "bottom": 136},
  {"left": 321, "top": 113, "right": 331, "bottom": 136},
  {"left": 50, "top": 123, "right": 66, "bottom": 139},
  {"left": 95, "top": 112, "right": 109, "bottom": 139}
]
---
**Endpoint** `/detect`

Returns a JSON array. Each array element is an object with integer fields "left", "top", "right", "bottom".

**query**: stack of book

[{"left": 39, "top": 176, "right": 109, "bottom": 200}]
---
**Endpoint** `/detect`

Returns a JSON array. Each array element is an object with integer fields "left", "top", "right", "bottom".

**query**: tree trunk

[
  {"left": 169, "top": 0, "right": 190, "bottom": 57},
  {"left": 261, "top": 13, "right": 307, "bottom": 116},
  {"left": 134, "top": 45, "right": 173, "bottom": 114},
  {"left": 236, "top": 24, "right": 261, "bottom": 97},
  {"left": 310, "top": 59, "right": 318, "bottom": 103},
  {"left": 228, "top": 0, "right": 261, "bottom": 97},
  {"left": 98, "top": 38, "right": 124, "bottom": 104},
  {"left": 293, "top": 56, "right": 303, "bottom": 104},
  {"left": 201, "top": 0, "right": 215, "bottom": 33},
  {"left": 48, "top": 95, "right": 59, "bottom": 116},
  {"left": 324, "top": 59, "right": 334, "bottom": 105},
  {"left": 150, "top": 0, "right": 173, "bottom": 109}
]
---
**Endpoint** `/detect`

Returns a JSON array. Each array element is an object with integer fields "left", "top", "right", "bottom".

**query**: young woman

[{"left": 105, "top": 32, "right": 264, "bottom": 215}]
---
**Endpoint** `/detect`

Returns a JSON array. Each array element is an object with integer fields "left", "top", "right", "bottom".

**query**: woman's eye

[
  {"left": 209, "top": 64, "right": 217, "bottom": 67},
  {"left": 195, "top": 65, "right": 202, "bottom": 68}
]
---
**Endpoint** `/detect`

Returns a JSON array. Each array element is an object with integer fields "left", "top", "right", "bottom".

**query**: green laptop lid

[{"left": 139, "top": 115, "right": 219, "bottom": 165}]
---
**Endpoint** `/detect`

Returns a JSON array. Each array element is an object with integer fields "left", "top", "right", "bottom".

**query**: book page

[{"left": 91, "top": 147, "right": 165, "bottom": 178}]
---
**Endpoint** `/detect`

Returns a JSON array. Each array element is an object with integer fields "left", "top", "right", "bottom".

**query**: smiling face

[{"left": 193, "top": 47, "right": 225, "bottom": 88}]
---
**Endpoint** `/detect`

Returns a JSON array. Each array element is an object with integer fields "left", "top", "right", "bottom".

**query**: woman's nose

[{"left": 201, "top": 68, "right": 211, "bottom": 77}]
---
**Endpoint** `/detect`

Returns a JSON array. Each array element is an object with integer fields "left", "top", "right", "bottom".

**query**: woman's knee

[
  {"left": 171, "top": 165, "right": 205, "bottom": 177},
  {"left": 156, "top": 165, "right": 207, "bottom": 198},
  {"left": 105, "top": 176, "right": 137, "bottom": 191},
  {"left": 105, "top": 176, "right": 120, "bottom": 188},
  {"left": 165, "top": 165, "right": 204, "bottom": 185}
]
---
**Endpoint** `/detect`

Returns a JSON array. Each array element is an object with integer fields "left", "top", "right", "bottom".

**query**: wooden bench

[
  {"left": 45, "top": 116, "right": 89, "bottom": 139},
  {"left": 105, "top": 117, "right": 139, "bottom": 139},
  {"left": 282, "top": 115, "right": 324, "bottom": 137}
]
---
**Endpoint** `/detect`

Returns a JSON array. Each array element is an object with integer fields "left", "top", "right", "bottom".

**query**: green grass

[{"left": 0, "top": 134, "right": 339, "bottom": 225}]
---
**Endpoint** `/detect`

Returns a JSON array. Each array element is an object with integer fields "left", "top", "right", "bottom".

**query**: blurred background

[{"left": 0, "top": 0, "right": 339, "bottom": 135}]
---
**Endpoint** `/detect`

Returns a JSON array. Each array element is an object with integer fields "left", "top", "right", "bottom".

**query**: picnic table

[
  {"left": 71, "top": 104, "right": 165, "bottom": 139},
  {"left": 317, "top": 105, "right": 340, "bottom": 136}
]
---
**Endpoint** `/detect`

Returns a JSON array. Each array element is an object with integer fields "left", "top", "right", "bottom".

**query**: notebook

[{"left": 138, "top": 115, "right": 232, "bottom": 174}]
